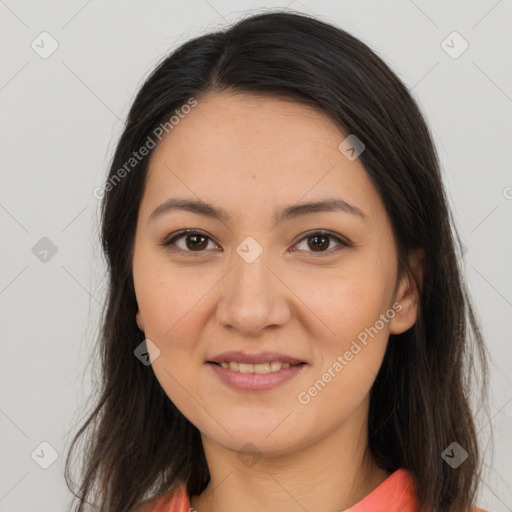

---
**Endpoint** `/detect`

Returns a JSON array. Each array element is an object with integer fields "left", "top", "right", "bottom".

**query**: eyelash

[{"left": 160, "top": 229, "right": 351, "bottom": 257}]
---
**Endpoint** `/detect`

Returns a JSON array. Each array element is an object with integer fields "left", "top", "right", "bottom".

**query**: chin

[
  {"left": 201, "top": 420, "right": 306, "bottom": 456},
  {"left": 228, "top": 434, "right": 300, "bottom": 457}
]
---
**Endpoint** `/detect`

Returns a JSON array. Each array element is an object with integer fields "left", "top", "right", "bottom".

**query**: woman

[{"left": 65, "top": 10, "right": 490, "bottom": 512}]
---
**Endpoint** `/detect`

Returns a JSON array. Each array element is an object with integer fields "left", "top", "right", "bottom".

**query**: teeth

[
  {"left": 254, "top": 363, "right": 270, "bottom": 373},
  {"left": 239, "top": 363, "right": 254, "bottom": 373},
  {"left": 218, "top": 361, "right": 294, "bottom": 373}
]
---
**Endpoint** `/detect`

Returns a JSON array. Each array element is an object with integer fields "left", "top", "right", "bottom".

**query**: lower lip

[{"left": 207, "top": 362, "right": 307, "bottom": 391}]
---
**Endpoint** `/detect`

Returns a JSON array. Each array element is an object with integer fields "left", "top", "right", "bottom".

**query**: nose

[{"left": 216, "top": 249, "right": 291, "bottom": 337}]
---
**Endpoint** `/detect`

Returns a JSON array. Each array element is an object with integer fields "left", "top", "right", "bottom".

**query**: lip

[
  {"left": 207, "top": 361, "right": 307, "bottom": 391},
  {"left": 207, "top": 350, "right": 306, "bottom": 365}
]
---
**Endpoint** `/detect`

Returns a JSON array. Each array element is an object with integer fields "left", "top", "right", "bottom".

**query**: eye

[
  {"left": 161, "top": 229, "right": 351, "bottom": 256},
  {"left": 293, "top": 230, "right": 351, "bottom": 255},
  {"left": 161, "top": 229, "right": 220, "bottom": 255}
]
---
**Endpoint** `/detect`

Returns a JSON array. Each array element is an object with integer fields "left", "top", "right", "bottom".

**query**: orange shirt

[{"left": 140, "top": 468, "right": 488, "bottom": 512}]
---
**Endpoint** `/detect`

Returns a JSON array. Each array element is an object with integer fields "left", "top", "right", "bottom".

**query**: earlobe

[
  {"left": 136, "top": 310, "right": 145, "bottom": 332},
  {"left": 389, "top": 248, "right": 424, "bottom": 335}
]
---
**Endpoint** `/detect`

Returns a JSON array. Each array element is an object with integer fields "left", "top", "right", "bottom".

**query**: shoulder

[
  {"left": 138, "top": 485, "right": 191, "bottom": 512},
  {"left": 381, "top": 469, "right": 489, "bottom": 512}
]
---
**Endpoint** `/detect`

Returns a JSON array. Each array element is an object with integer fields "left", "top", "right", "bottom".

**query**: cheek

[
  {"left": 299, "top": 281, "right": 391, "bottom": 418},
  {"left": 133, "top": 245, "right": 210, "bottom": 341},
  {"left": 297, "top": 263, "right": 393, "bottom": 395},
  {"left": 293, "top": 262, "right": 391, "bottom": 344}
]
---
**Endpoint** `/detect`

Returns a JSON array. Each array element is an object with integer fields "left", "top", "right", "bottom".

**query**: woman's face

[{"left": 132, "top": 92, "right": 421, "bottom": 456}]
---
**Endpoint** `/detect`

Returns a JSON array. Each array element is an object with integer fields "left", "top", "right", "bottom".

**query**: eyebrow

[{"left": 147, "top": 197, "right": 369, "bottom": 225}]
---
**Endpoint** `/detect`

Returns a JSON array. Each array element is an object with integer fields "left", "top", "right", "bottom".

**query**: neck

[{"left": 190, "top": 398, "right": 391, "bottom": 512}]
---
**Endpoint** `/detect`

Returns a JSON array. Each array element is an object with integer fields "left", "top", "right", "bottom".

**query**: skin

[{"left": 132, "top": 92, "right": 423, "bottom": 512}]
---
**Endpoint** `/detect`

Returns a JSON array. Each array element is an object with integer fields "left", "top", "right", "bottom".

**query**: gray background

[{"left": 1, "top": 1, "right": 511, "bottom": 511}]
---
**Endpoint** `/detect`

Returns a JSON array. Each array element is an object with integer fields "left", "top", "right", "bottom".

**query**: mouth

[
  {"left": 206, "top": 359, "right": 307, "bottom": 392},
  {"left": 205, "top": 351, "right": 308, "bottom": 391},
  {"left": 207, "top": 360, "right": 307, "bottom": 374}
]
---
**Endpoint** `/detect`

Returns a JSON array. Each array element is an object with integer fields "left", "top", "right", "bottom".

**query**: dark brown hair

[{"left": 65, "top": 10, "right": 491, "bottom": 512}]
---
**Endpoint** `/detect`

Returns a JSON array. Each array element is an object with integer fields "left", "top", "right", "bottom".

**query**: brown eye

[
  {"left": 307, "top": 234, "right": 330, "bottom": 251},
  {"left": 162, "top": 230, "right": 218, "bottom": 254},
  {"left": 294, "top": 231, "right": 350, "bottom": 255},
  {"left": 183, "top": 234, "right": 208, "bottom": 251},
  {"left": 161, "top": 229, "right": 350, "bottom": 256}
]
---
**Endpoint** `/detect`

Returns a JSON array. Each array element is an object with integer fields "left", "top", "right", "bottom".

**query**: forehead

[
  {"left": 162, "top": 92, "right": 344, "bottom": 158},
  {"left": 142, "top": 92, "right": 384, "bottom": 226}
]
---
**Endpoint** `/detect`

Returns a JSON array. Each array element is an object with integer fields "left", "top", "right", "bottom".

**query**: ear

[
  {"left": 136, "top": 310, "right": 145, "bottom": 332},
  {"left": 389, "top": 248, "right": 424, "bottom": 335}
]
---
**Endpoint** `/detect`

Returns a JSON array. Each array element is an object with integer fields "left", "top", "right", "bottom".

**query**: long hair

[{"left": 65, "top": 10, "right": 490, "bottom": 512}]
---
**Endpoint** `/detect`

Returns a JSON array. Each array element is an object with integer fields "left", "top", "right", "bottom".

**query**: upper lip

[{"left": 207, "top": 351, "right": 306, "bottom": 365}]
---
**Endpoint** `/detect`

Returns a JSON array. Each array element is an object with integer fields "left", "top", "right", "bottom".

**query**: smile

[
  {"left": 212, "top": 361, "right": 304, "bottom": 373},
  {"left": 207, "top": 361, "right": 307, "bottom": 391}
]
